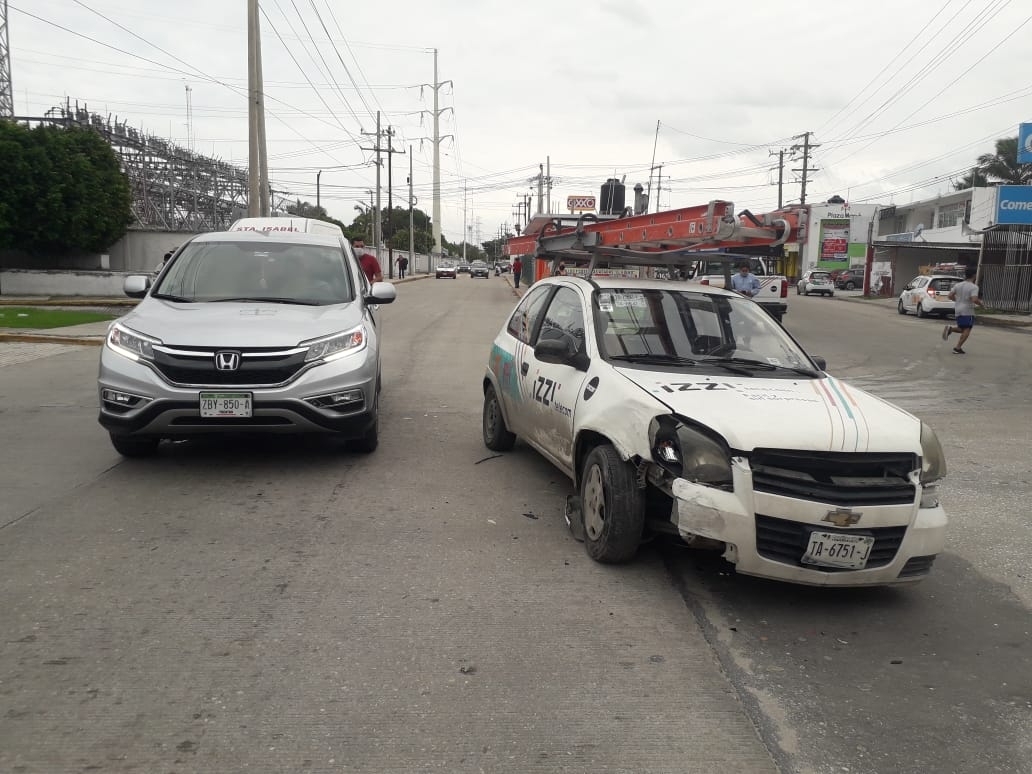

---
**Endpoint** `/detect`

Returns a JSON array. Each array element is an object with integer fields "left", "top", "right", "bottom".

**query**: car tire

[
  {"left": 580, "top": 444, "right": 645, "bottom": 564},
  {"left": 796, "top": 285, "right": 802, "bottom": 295},
  {"left": 482, "top": 384, "right": 516, "bottom": 451},
  {"left": 350, "top": 407, "right": 379, "bottom": 454},
  {"left": 845, "top": 281, "right": 856, "bottom": 290},
  {"left": 916, "top": 301, "right": 927, "bottom": 318},
  {"left": 897, "top": 299, "right": 907, "bottom": 315},
  {"left": 109, "top": 434, "right": 159, "bottom": 457}
]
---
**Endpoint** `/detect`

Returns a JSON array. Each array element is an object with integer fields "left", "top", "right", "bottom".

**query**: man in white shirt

[
  {"left": 730, "top": 262, "right": 761, "bottom": 298},
  {"left": 943, "top": 266, "right": 982, "bottom": 354}
]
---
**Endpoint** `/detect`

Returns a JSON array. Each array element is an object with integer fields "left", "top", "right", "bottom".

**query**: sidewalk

[
  {"left": 835, "top": 291, "right": 1032, "bottom": 331},
  {"left": 0, "top": 274, "right": 432, "bottom": 346}
]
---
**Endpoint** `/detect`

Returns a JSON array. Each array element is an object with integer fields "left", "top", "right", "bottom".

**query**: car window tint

[
  {"left": 506, "top": 286, "right": 552, "bottom": 343},
  {"left": 537, "top": 287, "right": 586, "bottom": 352},
  {"left": 930, "top": 278, "right": 957, "bottom": 292}
]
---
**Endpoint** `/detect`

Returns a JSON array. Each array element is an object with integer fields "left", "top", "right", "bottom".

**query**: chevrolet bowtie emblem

[{"left": 823, "top": 508, "right": 862, "bottom": 528}]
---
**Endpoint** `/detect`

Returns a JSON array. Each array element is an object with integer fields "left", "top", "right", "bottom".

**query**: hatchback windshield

[
  {"left": 811, "top": 272, "right": 830, "bottom": 280},
  {"left": 595, "top": 288, "right": 817, "bottom": 375},
  {"left": 154, "top": 240, "right": 355, "bottom": 305}
]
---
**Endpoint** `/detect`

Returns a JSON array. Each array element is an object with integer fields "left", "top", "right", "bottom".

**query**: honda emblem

[{"left": 214, "top": 351, "right": 241, "bottom": 371}]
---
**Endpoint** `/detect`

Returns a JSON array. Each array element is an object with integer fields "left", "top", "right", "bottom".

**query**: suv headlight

[
  {"left": 106, "top": 323, "right": 161, "bottom": 361},
  {"left": 303, "top": 325, "right": 367, "bottom": 363},
  {"left": 919, "top": 422, "right": 947, "bottom": 483},
  {"left": 649, "top": 416, "right": 732, "bottom": 487}
]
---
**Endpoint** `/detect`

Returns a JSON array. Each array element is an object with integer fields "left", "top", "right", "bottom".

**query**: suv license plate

[
  {"left": 200, "top": 392, "right": 253, "bottom": 418},
  {"left": 801, "top": 531, "right": 875, "bottom": 569}
]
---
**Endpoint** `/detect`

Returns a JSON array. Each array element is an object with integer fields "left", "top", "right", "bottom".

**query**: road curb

[
  {"left": 834, "top": 294, "right": 1032, "bottom": 330},
  {"left": 0, "top": 333, "right": 104, "bottom": 346}
]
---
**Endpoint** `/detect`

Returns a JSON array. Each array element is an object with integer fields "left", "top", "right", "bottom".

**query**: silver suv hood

[{"left": 120, "top": 298, "right": 363, "bottom": 347}]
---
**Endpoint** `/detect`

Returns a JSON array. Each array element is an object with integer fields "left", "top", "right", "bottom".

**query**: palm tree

[
  {"left": 952, "top": 168, "right": 989, "bottom": 190},
  {"left": 956, "top": 137, "right": 1032, "bottom": 189}
]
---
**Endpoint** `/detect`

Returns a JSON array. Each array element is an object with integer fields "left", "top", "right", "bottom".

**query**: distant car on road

[
  {"left": 436, "top": 262, "right": 458, "bottom": 279},
  {"left": 470, "top": 260, "right": 490, "bottom": 278},
  {"left": 457, "top": 262, "right": 472, "bottom": 274},
  {"left": 796, "top": 269, "right": 834, "bottom": 297},
  {"left": 835, "top": 269, "right": 866, "bottom": 291},
  {"left": 98, "top": 230, "right": 396, "bottom": 457},
  {"left": 897, "top": 275, "right": 959, "bottom": 318}
]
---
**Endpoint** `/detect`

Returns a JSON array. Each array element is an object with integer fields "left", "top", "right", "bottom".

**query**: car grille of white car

[
  {"left": 754, "top": 514, "right": 906, "bottom": 571},
  {"left": 749, "top": 449, "right": 917, "bottom": 507},
  {"left": 152, "top": 345, "right": 308, "bottom": 386}
]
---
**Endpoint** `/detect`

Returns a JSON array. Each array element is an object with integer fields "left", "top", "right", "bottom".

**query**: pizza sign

[{"left": 567, "top": 195, "right": 596, "bottom": 211}]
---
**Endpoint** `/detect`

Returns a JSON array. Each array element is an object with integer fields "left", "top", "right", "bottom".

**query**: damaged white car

[{"left": 482, "top": 277, "right": 947, "bottom": 586}]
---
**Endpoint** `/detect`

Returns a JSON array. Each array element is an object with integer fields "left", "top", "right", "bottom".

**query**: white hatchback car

[
  {"left": 797, "top": 269, "right": 834, "bottom": 297},
  {"left": 897, "top": 275, "right": 959, "bottom": 318},
  {"left": 483, "top": 276, "right": 948, "bottom": 586}
]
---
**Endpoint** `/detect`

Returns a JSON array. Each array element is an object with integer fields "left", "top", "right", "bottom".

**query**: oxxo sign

[
  {"left": 567, "top": 195, "right": 596, "bottom": 212},
  {"left": 996, "top": 185, "right": 1032, "bottom": 226}
]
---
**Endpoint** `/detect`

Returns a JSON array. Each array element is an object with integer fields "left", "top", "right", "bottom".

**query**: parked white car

[
  {"left": 897, "top": 275, "right": 959, "bottom": 318},
  {"left": 797, "top": 269, "right": 834, "bottom": 297},
  {"left": 483, "top": 276, "right": 948, "bottom": 586}
]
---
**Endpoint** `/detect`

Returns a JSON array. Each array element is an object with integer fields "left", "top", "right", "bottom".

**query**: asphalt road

[
  {"left": 0, "top": 280, "right": 1028, "bottom": 774},
  {"left": 662, "top": 292, "right": 1032, "bottom": 774}
]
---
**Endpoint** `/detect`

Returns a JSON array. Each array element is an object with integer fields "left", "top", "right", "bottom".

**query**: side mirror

[
  {"left": 365, "top": 281, "right": 397, "bottom": 305},
  {"left": 903, "top": 284, "right": 913, "bottom": 291},
  {"left": 534, "top": 337, "right": 589, "bottom": 371},
  {"left": 123, "top": 275, "right": 152, "bottom": 298},
  {"left": 811, "top": 356, "right": 827, "bottom": 372}
]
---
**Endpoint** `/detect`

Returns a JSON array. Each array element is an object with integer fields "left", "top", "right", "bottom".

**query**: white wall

[{"left": 0, "top": 269, "right": 136, "bottom": 297}]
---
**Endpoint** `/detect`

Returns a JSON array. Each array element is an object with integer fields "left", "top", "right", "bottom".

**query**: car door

[
  {"left": 908, "top": 277, "right": 928, "bottom": 310},
  {"left": 496, "top": 285, "right": 554, "bottom": 435},
  {"left": 522, "top": 285, "right": 591, "bottom": 467}
]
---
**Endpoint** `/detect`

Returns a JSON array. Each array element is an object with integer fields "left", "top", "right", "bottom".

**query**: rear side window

[
  {"left": 930, "top": 278, "right": 958, "bottom": 292},
  {"left": 506, "top": 286, "right": 552, "bottom": 343}
]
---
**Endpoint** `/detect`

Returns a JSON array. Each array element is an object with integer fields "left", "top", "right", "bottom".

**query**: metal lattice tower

[{"left": 0, "top": 0, "right": 14, "bottom": 117}]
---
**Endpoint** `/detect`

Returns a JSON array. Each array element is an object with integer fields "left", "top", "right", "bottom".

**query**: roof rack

[{"left": 504, "top": 200, "right": 802, "bottom": 276}]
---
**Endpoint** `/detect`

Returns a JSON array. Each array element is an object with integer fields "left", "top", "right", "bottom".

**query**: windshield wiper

[
  {"left": 702, "top": 356, "right": 817, "bottom": 376},
  {"left": 150, "top": 292, "right": 193, "bottom": 303},
  {"left": 608, "top": 353, "right": 699, "bottom": 366},
  {"left": 207, "top": 296, "right": 320, "bottom": 306}
]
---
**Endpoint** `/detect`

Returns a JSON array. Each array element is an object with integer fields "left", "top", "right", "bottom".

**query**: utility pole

[
  {"left": 420, "top": 49, "right": 453, "bottom": 266},
  {"left": 654, "top": 164, "right": 663, "bottom": 213},
  {"left": 385, "top": 127, "right": 404, "bottom": 280},
  {"left": 646, "top": 119, "right": 660, "bottom": 213},
  {"left": 0, "top": 0, "right": 15, "bottom": 118},
  {"left": 769, "top": 149, "right": 785, "bottom": 209},
  {"left": 462, "top": 180, "right": 468, "bottom": 262},
  {"left": 546, "top": 156, "right": 552, "bottom": 214},
  {"left": 790, "top": 131, "right": 820, "bottom": 205},
  {"left": 253, "top": 0, "right": 269, "bottom": 216},
  {"left": 316, "top": 169, "right": 322, "bottom": 210},
  {"left": 246, "top": 0, "right": 260, "bottom": 216},
  {"left": 408, "top": 146, "right": 415, "bottom": 274}
]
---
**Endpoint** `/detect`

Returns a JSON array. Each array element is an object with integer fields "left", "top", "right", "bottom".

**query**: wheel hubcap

[{"left": 583, "top": 464, "right": 606, "bottom": 540}]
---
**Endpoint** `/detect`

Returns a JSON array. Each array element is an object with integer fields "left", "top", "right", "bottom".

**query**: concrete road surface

[{"left": 0, "top": 277, "right": 777, "bottom": 773}]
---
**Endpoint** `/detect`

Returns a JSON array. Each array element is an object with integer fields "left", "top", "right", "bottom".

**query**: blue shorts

[{"left": 956, "top": 315, "right": 975, "bottom": 329}]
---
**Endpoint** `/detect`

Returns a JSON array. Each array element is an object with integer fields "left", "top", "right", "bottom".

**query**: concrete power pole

[
  {"left": 791, "top": 131, "right": 820, "bottom": 205},
  {"left": 246, "top": 0, "right": 270, "bottom": 217},
  {"left": 423, "top": 49, "right": 453, "bottom": 266},
  {"left": 0, "top": 0, "right": 14, "bottom": 118},
  {"left": 408, "top": 146, "right": 415, "bottom": 273}
]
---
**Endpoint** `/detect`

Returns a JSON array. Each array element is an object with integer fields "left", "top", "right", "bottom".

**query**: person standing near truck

[
  {"left": 730, "top": 262, "right": 761, "bottom": 298},
  {"left": 512, "top": 257, "right": 524, "bottom": 289}
]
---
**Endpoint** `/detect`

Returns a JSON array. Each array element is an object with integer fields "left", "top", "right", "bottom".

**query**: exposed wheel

[
  {"left": 796, "top": 285, "right": 801, "bottom": 295},
  {"left": 482, "top": 384, "right": 516, "bottom": 451},
  {"left": 845, "top": 281, "right": 856, "bottom": 290},
  {"left": 580, "top": 444, "right": 645, "bottom": 563},
  {"left": 897, "top": 299, "right": 907, "bottom": 315},
  {"left": 109, "top": 434, "right": 159, "bottom": 457},
  {"left": 916, "top": 301, "right": 927, "bottom": 318}
]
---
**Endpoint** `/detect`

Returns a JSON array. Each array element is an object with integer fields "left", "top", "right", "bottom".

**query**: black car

[
  {"left": 835, "top": 269, "right": 866, "bottom": 290},
  {"left": 470, "top": 260, "right": 490, "bottom": 278}
]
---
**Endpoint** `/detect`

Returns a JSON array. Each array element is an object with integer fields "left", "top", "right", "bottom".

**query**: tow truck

[{"left": 503, "top": 199, "right": 799, "bottom": 322}]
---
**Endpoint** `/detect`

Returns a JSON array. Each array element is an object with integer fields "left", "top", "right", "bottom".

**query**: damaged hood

[{"left": 616, "top": 368, "right": 921, "bottom": 454}]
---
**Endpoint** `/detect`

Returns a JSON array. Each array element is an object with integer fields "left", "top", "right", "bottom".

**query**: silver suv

[{"left": 98, "top": 231, "right": 396, "bottom": 456}]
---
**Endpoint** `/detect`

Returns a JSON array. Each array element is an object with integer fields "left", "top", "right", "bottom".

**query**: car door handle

[{"left": 521, "top": 362, "right": 529, "bottom": 376}]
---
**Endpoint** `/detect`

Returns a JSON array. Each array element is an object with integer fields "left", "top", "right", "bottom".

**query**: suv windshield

[
  {"left": 595, "top": 288, "right": 817, "bottom": 375},
  {"left": 154, "top": 240, "right": 355, "bottom": 305}
]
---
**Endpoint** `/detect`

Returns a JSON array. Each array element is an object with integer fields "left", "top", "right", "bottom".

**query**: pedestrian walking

[
  {"left": 512, "top": 257, "right": 524, "bottom": 289},
  {"left": 730, "top": 261, "right": 761, "bottom": 298},
  {"left": 943, "top": 265, "right": 983, "bottom": 354},
  {"left": 396, "top": 255, "right": 408, "bottom": 279}
]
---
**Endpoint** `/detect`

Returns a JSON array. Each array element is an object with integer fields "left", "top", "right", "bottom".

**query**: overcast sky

[{"left": 10, "top": 0, "right": 1032, "bottom": 244}]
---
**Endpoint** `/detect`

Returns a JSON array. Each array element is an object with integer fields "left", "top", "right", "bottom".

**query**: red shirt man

[{"left": 352, "top": 239, "right": 383, "bottom": 283}]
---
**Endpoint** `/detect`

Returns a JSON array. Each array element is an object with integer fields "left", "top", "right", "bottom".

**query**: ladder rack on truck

[{"left": 504, "top": 200, "right": 804, "bottom": 321}]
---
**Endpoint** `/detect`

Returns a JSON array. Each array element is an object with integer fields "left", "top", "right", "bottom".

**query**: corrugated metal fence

[{"left": 980, "top": 228, "right": 1032, "bottom": 312}]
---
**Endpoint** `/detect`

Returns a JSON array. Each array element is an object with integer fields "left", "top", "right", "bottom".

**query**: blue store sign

[
  {"left": 996, "top": 185, "right": 1032, "bottom": 226},
  {"left": 1019, "top": 123, "right": 1032, "bottom": 164}
]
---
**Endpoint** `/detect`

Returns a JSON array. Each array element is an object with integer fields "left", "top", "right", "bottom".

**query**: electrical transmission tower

[{"left": 0, "top": 0, "right": 15, "bottom": 118}]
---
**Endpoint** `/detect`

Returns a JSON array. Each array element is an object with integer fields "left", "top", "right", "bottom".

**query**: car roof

[
  {"left": 539, "top": 275, "right": 740, "bottom": 298},
  {"left": 190, "top": 231, "right": 346, "bottom": 247}
]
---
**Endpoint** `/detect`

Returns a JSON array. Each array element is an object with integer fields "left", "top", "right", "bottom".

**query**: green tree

[
  {"left": 284, "top": 199, "right": 347, "bottom": 233},
  {"left": 953, "top": 136, "right": 1032, "bottom": 190},
  {"left": 0, "top": 121, "right": 132, "bottom": 254}
]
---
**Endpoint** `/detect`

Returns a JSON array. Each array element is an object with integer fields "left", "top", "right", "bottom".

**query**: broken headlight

[{"left": 649, "top": 416, "right": 732, "bottom": 487}]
